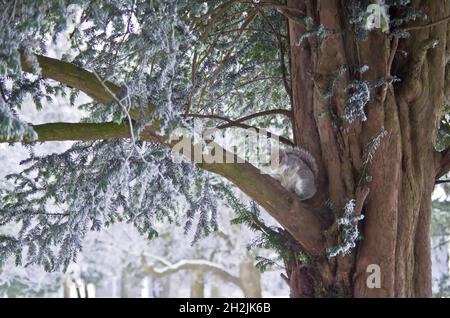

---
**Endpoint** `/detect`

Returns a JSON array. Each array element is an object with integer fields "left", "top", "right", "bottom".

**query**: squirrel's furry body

[{"left": 272, "top": 147, "right": 318, "bottom": 200}]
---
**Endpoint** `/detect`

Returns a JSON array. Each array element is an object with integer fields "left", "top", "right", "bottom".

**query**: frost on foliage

[
  {"left": 184, "top": 177, "right": 219, "bottom": 244},
  {"left": 0, "top": 99, "right": 37, "bottom": 142},
  {"left": 0, "top": 0, "right": 72, "bottom": 77},
  {"left": 375, "top": 76, "right": 401, "bottom": 88},
  {"left": 0, "top": 258, "right": 62, "bottom": 297},
  {"left": 0, "top": 1, "right": 294, "bottom": 272},
  {"left": 387, "top": 0, "right": 427, "bottom": 39},
  {"left": 359, "top": 127, "right": 388, "bottom": 184},
  {"left": 0, "top": 0, "right": 196, "bottom": 135},
  {"left": 436, "top": 104, "right": 450, "bottom": 152},
  {"left": 343, "top": 80, "right": 371, "bottom": 123},
  {"left": 363, "top": 128, "right": 388, "bottom": 165},
  {"left": 327, "top": 199, "right": 365, "bottom": 258},
  {"left": 348, "top": 0, "right": 376, "bottom": 40},
  {"left": 323, "top": 65, "right": 369, "bottom": 100},
  {"left": 323, "top": 66, "right": 348, "bottom": 99},
  {"left": 59, "top": 0, "right": 289, "bottom": 137},
  {"left": 68, "top": 1, "right": 196, "bottom": 136},
  {"left": 0, "top": 0, "right": 77, "bottom": 121},
  {"left": 3, "top": 0, "right": 290, "bottom": 133},
  {"left": 0, "top": 140, "right": 219, "bottom": 270},
  {"left": 321, "top": 65, "right": 371, "bottom": 124},
  {"left": 185, "top": 4, "right": 290, "bottom": 122},
  {"left": 296, "top": 24, "right": 331, "bottom": 48}
]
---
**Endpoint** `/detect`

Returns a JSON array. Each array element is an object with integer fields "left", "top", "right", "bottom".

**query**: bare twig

[
  {"left": 185, "top": 111, "right": 294, "bottom": 145},
  {"left": 401, "top": 15, "right": 450, "bottom": 32},
  {"left": 259, "top": 10, "right": 292, "bottom": 99},
  {"left": 217, "top": 109, "right": 292, "bottom": 126}
]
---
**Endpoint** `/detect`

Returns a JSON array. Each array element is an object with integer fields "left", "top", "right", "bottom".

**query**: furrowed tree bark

[{"left": 285, "top": 0, "right": 449, "bottom": 298}]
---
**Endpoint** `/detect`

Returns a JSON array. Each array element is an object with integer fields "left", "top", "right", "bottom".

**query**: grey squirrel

[{"left": 271, "top": 147, "right": 319, "bottom": 200}]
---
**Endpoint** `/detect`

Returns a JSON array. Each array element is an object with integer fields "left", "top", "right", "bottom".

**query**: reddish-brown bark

[{"left": 284, "top": 0, "right": 449, "bottom": 298}]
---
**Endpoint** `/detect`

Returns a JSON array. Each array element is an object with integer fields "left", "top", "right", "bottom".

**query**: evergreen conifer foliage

[
  {"left": 0, "top": 0, "right": 291, "bottom": 271},
  {"left": 0, "top": 0, "right": 449, "bottom": 297}
]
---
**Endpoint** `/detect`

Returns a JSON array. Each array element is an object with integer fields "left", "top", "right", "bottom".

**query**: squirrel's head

[{"left": 270, "top": 147, "right": 293, "bottom": 172}]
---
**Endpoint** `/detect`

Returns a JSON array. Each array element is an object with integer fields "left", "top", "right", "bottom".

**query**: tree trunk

[
  {"left": 120, "top": 266, "right": 142, "bottom": 298},
  {"left": 239, "top": 261, "right": 262, "bottom": 298},
  {"left": 63, "top": 276, "right": 71, "bottom": 298},
  {"left": 190, "top": 271, "right": 205, "bottom": 298},
  {"left": 284, "top": 0, "right": 449, "bottom": 297},
  {"left": 210, "top": 284, "right": 221, "bottom": 298}
]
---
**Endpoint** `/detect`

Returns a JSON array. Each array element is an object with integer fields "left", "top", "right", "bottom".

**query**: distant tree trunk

[
  {"left": 190, "top": 271, "right": 205, "bottom": 298},
  {"left": 63, "top": 277, "right": 71, "bottom": 298},
  {"left": 239, "top": 261, "right": 262, "bottom": 298},
  {"left": 210, "top": 284, "right": 221, "bottom": 298},
  {"left": 73, "top": 281, "right": 82, "bottom": 298},
  {"left": 283, "top": 0, "right": 449, "bottom": 297},
  {"left": 120, "top": 266, "right": 142, "bottom": 298},
  {"left": 95, "top": 280, "right": 116, "bottom": 298},
  {"left": 120, "top": 268, "right": 129, "bottom": 298},
  {"left": 431, "top": 235, "right": 450, "bottom": 295},
  {"left": 156, "top": 277, "right": 172, "bottom": 298}
]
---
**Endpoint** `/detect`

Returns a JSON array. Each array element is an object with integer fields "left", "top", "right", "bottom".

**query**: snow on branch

[
  {"left": 140, "top": 255, "right": 242, "bottom": 287},
  {"left": 0, "top": 99, "right": 37, "bottom": 142}
]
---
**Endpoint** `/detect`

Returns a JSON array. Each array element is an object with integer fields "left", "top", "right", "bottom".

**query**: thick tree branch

[
  {"left": 199, "top": 157, "right": 324, "bottom": 256},
  {"left": 2, "top": 122, "right": 324, "bottom": 255},
  {"left": 20, "top": 53, "right": 154, "bottom": 121},
  {"left": 21, "top": 54, "right": 117, "bottom": 104},
  {"left": 32, "top": 122, "right": 130, "bottom": 142},
  {"left": 0, "top": 120, "right": 325, "bottom": 255},
  {"left": 16, "top": 53, "right": 325, "bottom": 257},
  {"left": 0, "top": 122, "right": 165, "bottom": 144}
]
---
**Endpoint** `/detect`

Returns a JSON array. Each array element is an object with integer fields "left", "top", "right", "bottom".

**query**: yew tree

[{"left": 0, "top": 0, "right": 449, "bottom": 298}]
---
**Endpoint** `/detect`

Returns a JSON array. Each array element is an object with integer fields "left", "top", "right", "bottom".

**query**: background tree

[
  {"left": 0, "top": 0, "right": 449, "bottom": 298},
  {"left": 431, "top": 183, "right": 450, "bottom": 297}
]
